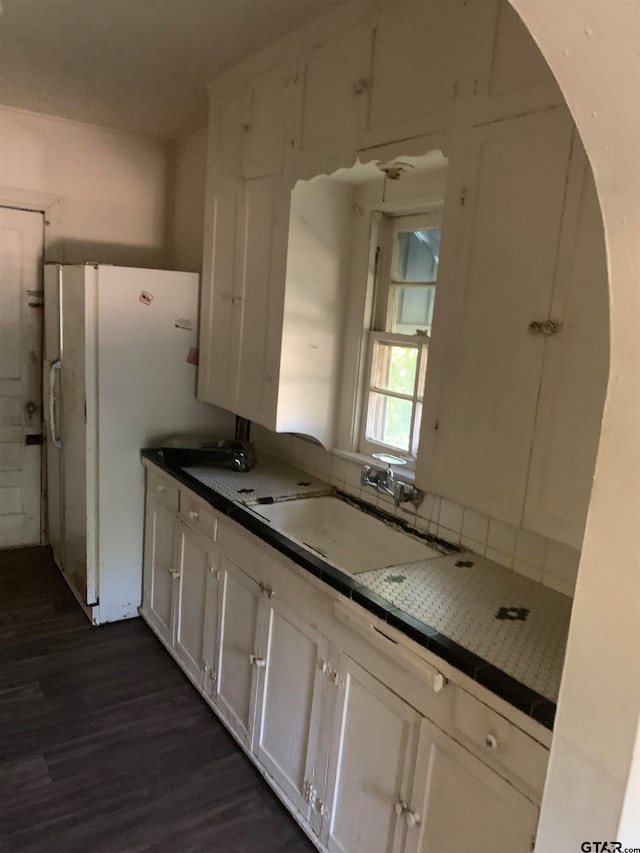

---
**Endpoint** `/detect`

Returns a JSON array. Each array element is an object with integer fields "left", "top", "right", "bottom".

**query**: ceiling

[{"left": 0, "top": 0, "right": 350, "bottom": 139}]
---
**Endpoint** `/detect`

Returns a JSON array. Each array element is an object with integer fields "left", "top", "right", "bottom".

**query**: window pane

[
  {"left": 372, "top": 343, "right": 417, "bottom": 395},
  {"left": 395, "top": 228, "right": 441, "bottom": 283},
  {"left": 389, "top": 284, "right": 436, "bottom": 335},
  {"left": 366, "top": 392, "right": 412, "bottom": 452}
]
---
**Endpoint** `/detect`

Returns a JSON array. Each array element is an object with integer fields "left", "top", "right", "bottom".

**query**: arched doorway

[{"left": 509, "top": 3, "right": 640, "bottom": 848}]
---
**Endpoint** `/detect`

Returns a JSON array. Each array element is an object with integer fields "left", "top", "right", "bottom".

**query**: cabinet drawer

[
  {"left": 453, "top": 689, "right": 549, "bottom": 799},
  {"left": 179, "top": 490, "right": 218, "bottom": 540},
  {"left": 147, "top": 469, "right": 179, "bottom": 511}
]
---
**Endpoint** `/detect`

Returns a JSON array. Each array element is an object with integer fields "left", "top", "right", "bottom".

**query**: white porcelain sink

[{"left": 251, "top": 495, "right": 440, "bottom": 573}]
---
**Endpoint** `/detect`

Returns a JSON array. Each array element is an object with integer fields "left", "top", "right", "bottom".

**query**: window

[{"left": 360, "top": 212, "right": 441, "bottom": 460}]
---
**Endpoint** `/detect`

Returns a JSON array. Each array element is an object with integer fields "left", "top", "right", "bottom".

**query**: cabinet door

[
  {"left": 142, "top": 495, "right": 178, "bottom": 647},
  {"left": 232, "top": 173, "right": 281, "bottom": 424},
  {"left": 411, "top": 719, "right": 538, "bottom": 853},
  {"left": 523, "top": 160, "right": 608, "bottom": 548},
  {"left": 417, "top": 109, "right": 574, "bottom": 526},
  {"left": 321, "top": 656, "right": 423, "bottom": 853},
  {"left": 364, "top": 0, "right": 464, "bottom": 146},
  {"left": 214, "top": 554, "right": 266, "bottom": 746},
  {"left": 174, "top": 523, "right": 217, "bottom": 688},
  {"left": 296, "top": 24, "right": 371, "bottom": 164},
  {"left": 198, "top": 92, "right": 244, "bottom": 410},
  {"left": 243, "top": 64, "right": 288, "bottom": 178},
  {"left": 252, "top": 597, "right": 333, "bottom": 825}
]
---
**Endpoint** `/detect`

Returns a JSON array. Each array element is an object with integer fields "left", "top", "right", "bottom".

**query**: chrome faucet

[
  {"left": 361, "top": 464, "right": 395, "bottom": 497},
  {"left": 361, "top": 464, "right": 424, "bottom": 508}
]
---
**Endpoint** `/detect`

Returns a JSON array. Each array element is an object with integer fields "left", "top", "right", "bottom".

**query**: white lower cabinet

[
  {"left": 253, "top": 596, "right": 334, "bottom": 831},
  {"left": 412, "top": 720, "right": 538, "bottom": 853},
  {"left": 142, "top": 477, "right": 220, "bottom": 692},
  {"left": 213, "top": 553, "right": 267, "bottom": 746},
  {"left": 141, "top": 470, "right": 546, "bottom": 853},
  {"left": 142, "top": 494, "right": 178, "bottom": 647},
  {"left": 321, "top": 655, "right": 538, "bottom": 853},
  {"left": 321, "top": 655, "right": 425, "bottom": 853},
  {"left": 174, "top": 522, "right": 217, "bottom": 689}
]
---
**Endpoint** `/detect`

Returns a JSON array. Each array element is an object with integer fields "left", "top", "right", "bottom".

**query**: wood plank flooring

[{"left": 0, "top": 546, "right": 316, "bottom": 853}]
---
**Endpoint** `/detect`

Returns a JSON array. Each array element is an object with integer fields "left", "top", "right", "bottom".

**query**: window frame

[{"left": 358, "top": 209, "right": 442, "bottom": 463}]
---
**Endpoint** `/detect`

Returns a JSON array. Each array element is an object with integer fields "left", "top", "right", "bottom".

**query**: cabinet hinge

[
  {"left": 319, "top": 658, "right": 342, "bottom": 687},
  {"left": 303, "top": 780, "right": 316, "bottom": 805},
  {"left": 259, "top": 582, "right": 274, "bottom": 599},
  {"left": 460, "top": 187, "right": 466, "bottom": 206},
  {"left": 204, "top": 665, "right": 218, "bottom": 688}
]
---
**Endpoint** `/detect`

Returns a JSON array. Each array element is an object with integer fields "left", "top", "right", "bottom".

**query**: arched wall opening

[{"left": 507, "top": 2, "right": 640, "bottom": 848}]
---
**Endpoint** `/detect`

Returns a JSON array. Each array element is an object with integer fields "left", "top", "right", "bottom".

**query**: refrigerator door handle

[{"left": 49, "top": 360, "right": 63, "bottom": 448}]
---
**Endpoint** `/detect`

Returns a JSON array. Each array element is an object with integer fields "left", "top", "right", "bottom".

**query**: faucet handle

[
  {"left": 394, "top": 479, "right": 424, "bottom": 508},
  {"left": 361, "top": 464, "right": 374, "bottom": 487}
]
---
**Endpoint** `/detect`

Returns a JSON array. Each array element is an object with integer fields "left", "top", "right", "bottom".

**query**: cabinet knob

[
  {"left": 249, "top": 654, "right": 266, "bottom": 669},
  {"left": 156, "top": 484, "right": 164, "bottom": 492},
  {"left": 189, "top": 509, "right": 199, "bottom": 520},
  {"left": 404, "top": 809, "right": 419, "bottom": 829},
  {"left": 353, "top": 78, "right": 369, "bottom": 94},
  {"left": 394, "top": 801, "right": 420, "bottom": 828},
  {"left": 168, "top": 568, "right": 180, "bottom": 579},
  {"left": 484, "top": 733, "right": 499, "bottom": 750}
]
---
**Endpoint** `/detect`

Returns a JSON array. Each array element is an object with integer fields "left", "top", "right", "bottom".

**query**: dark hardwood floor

[{"left": 0, "top": 546, "right": 316, "bottom": 853}]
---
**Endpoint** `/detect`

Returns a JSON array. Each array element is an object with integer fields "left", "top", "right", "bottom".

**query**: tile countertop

[{"left": 141, "top": 449, "right": 571, "bottom": 730}]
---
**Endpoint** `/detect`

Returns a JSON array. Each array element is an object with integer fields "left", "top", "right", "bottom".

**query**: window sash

[{"left": 360, "top": 331, "right": 428, "bottom": 458}]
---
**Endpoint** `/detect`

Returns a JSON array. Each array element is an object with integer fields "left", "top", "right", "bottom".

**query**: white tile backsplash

[
  {"left": 544, "top": 539, "right": 581, "bottom": 586},
  {"left": 486, "top": 546, "right": 514, "bottom": 570},
  {"left": 487, "top": 518, "right": 519, "bottom": 555},
  {"left": 252, "top": 430, "right": 582, "bottom": 596},
  {"left": 515, "top": 528, "right": 548, "bottom": 571},
  {"left": 461, "top": 508, "right": 489, "bottom": 545},
  {"left": 439, "top": 499, "right": 464, "bottom": 535}
]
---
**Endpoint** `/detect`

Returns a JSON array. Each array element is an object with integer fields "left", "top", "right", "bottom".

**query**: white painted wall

[
  {"left": 0, "top": 105, "right": 169, "bottom": 267},
  {"left": 277, "top": 176, "right": 357, "bottom": 445},
  {"left": 510, "top": 1, "right": 640, "bottom": 849},
  {"left": 170, "top": 126, "right": 208, "bottom": 273}
]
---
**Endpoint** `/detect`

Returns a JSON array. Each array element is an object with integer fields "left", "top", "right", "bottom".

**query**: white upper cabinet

[
  {"left": 232, "top": 173, "right": 283, "bottom": 424},
  {"left": 417, "top": 109, "right": 575, "bottom": 526},
  {"left": 198, "top": 0, "right": 606, "bottom": 535},
  {"left": 295, "top": 23, "right": 371, "bottom": 168},
  {"left": 474, "top": 0, "right": 564, "bottom": 122},
  {"left": 242, "top": 64, "right": 289, "bottom": 179},
  {"left": 363, "top": 0, "right": 464, "bottom": 147},
  {"left": 199, "top": 84, "right": 288, "bottom": 425},
  {"left": 198, "top": 92, "right": 243, "bottom": 411},
  {"left": 523, "top": 158, "right": 608, "bottom": 548}
]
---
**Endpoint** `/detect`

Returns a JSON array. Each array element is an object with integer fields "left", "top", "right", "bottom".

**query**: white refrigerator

[{"left": 43, "top": 264, "right": 233, "bottom": 624}]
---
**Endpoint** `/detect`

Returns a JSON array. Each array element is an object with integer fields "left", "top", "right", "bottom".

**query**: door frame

[
  {"left": 0, "top": 203, "right": 47, "bottom": 546},
  {"left": 1, "top": 190, "right": 62, "bottom": 547}
]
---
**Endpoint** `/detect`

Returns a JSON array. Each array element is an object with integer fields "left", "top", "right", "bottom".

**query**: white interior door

[{"left": 0, "top": 207, "right": 44, "bottom": 548}]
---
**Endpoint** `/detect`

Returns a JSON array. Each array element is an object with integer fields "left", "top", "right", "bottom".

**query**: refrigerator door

[
  {"left": 43, "top": 264, "right": 64, "bottom": 570},
  {"left": 94, "top": 266, "right": 233, "bottom": 623},
  {"left": 60, "top": 265, "right": 99, "bottom": 609}
]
